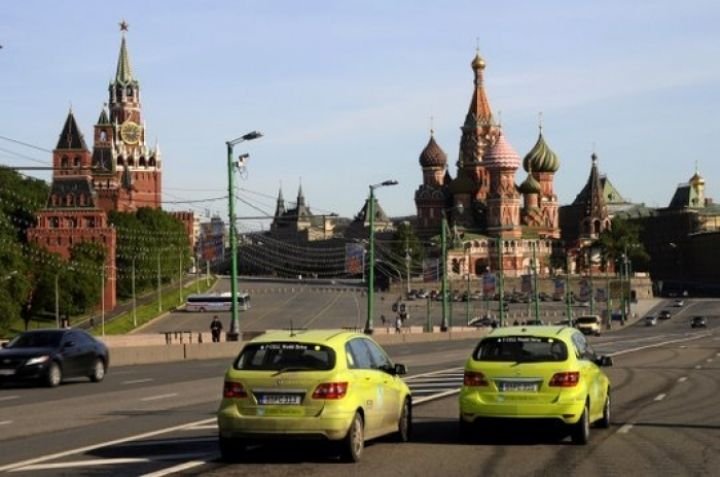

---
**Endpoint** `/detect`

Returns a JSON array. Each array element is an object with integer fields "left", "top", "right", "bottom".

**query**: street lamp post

[
  {"left": 532, "top": 241, "right": 540, "bottom": 325},
  {"left": 566, "top": 251, "right": 573, "bottom": 323},
  {"left": 497, "top": 237, "right": 505, "bottom": 327},
  {"left": 440, "top": 204, "right": 463, "bottom": 332},
  {"left": 465, "top": 245, "right": 471, "bottom": 326},
  {"left": 226, "top": 131, "right": 263, "bottom": 342},
  {"left": 364, "top": 180, "right": 398, "bottom": 335}
]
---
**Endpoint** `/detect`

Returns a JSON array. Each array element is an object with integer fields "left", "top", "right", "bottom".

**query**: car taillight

[
  {"left": 463, "top": 371, "right": 488, "bottom": 386},
  {"left": 312, "top": 382, "right": 348, "bottom": 399},
  {"left": 223, "top": 381, "right": 248, "bottom": 398},
  {"left": 549, "top": 372, "right": 580, "bottom": 387}
]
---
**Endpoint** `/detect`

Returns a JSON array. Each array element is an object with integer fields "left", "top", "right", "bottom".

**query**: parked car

[
  {"left": 0, "top": 329, "right": 109, "bottom": 387},
  {"left": 690, "top": 316, "right": 707, "bottom": 328},
  {"left": 538, "top": 292, "right": 551, "bottom": 302},
  {"left": 658, "top": 310, "right": 672, "bottom": 320},
  {"left": 645, "top": 316, "right": 657, "bottom": 327},
  {"left": 217, "top": 330, "right": 411, "bottom": 462},
  {"left": 459, "top": 326, "right": 612, "bottom": 444},
  {"left": 674, "top": 299, "right": 685, "bottom": 307}
]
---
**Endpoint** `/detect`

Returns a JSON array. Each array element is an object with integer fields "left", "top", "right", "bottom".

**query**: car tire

[
  {"left": 571, "top": 401, "right": 590, "bottom": 445},
  {"left": 219, "top": 436, "right": 247, "bottom": 462},
  {"left": 341, "top": 412, "right": 364, "bottom": 462},
  {"left": 46, "top": 362, "right": 62, "bottom": 388},
  {"left": 89, "top": 358, "right": 106, "bottom": 383},
  {"left": 597, "top": 392, "right": 611, "bottom": 429},
  {"left": 396, "top": 398, "right": 411, "bottom": 442}
]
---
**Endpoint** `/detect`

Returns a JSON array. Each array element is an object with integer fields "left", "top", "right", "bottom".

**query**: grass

[{"left": 89, "top": 276, "right": 218, "bottom": 335}]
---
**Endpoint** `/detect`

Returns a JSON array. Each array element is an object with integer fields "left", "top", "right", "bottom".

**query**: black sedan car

[
  {"left": 0, "top": 329, "right": 109, "bottom": 387},
  {"left": 690, "top": 316, "right": 707, "bottom": 328}
]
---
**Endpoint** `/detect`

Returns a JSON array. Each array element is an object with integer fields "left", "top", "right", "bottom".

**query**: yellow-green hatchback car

[
  {"left": 459, "top": 326, "right": 612, "bottom": 444},
  {"left": 217, "top": 330, "right": 412, "bottom": 462}
]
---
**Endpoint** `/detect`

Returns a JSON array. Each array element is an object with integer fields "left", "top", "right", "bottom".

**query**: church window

[
  {"left": 69, "top": 217, "right": 78, "bottom": 228},
  {"left": 118, "top": 157, "right": 125, "bottom": 166},
  {"left": 127, "top": 87, "right": 133, "bottom": 97},
  {"left": 61, "top": 156, "right": 69, "bottom": 168},
  {"left": 74, "top": 156, "right": 81, "bottom": 168},
  {"left": 128, "top": 158, "right": 134, "bottom": 167},
  {"left": 66, "top": 194, "right": 73, "bottom": 207},
  {"left": 100, "top": 131, "right": 107, "bottom": 141},
  {"left": 149, "top": 157, "right": 156, "bottom": 167},
  {"left": 50, "top": 217, "right": 59, "bottom": 228},
  {"left": 139, "top": 157, "right": 146, "bottom": 167}
]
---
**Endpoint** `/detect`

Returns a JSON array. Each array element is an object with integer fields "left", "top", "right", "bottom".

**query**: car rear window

[
  {"left": 473, "top": 336, "right": 568, "bottom": 362},
  {"left": 576, "top": 317, "right": 599, "bottom": 324},
  {"left": 234, "top": 342, "right": 335, "bottom": 371}
]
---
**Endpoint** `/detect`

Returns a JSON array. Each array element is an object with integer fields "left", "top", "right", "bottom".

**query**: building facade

[{"left": 414, "top": 51, "right": 561, "bottom": 278}]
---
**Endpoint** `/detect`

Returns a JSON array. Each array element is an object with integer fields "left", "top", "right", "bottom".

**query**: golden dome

[{"left": 471, "top": 53, "right": 485, "bottom": 70}]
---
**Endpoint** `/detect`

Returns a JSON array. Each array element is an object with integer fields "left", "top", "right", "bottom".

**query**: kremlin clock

[{"left": 120, "top": 120, "right": 141, "bottom": 145}]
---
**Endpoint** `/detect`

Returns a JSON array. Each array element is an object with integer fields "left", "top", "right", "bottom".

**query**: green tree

[
  {"left": 387, "top": 222, "right": 425, "bottom": 276},
  {"left": 597, "top": 217, "right": 650, "bottom": 272}
]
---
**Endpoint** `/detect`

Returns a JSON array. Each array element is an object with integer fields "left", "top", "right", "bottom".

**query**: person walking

[
  {"left": 395, "top": 315, "right": 402, "bottom": 334},
  {"left": 210, "top": 315, "right": 223, "bottom": 342}
]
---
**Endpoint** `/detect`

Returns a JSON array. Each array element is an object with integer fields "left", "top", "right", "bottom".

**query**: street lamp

[
  {"left": 440, "top": 204, "right": 463, "bottom": 332},
  {"left": 364, "top": 179, "right": 398, "bottom": 334},
  {"left": 226, "top": 131, "right": 263, "bottom": 341}
]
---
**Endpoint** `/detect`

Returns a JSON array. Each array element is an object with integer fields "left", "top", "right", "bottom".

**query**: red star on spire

[{"left": 119, "top": 20, "right": 129, "bottom": 32}]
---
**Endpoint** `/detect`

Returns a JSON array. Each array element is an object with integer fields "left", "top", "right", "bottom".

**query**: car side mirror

[
  {"left": 596, "top": 355, "right": 613, "bottom": 367},
  {"left": 63, "top": 341, "right": 75, "bottom": 348},
  {"left": 393, "top": 363, "right": 408, "bottom": 376}
]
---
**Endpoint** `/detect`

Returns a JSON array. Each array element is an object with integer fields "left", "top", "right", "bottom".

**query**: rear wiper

[{"left": 271, "top": 367, "right": 311, "bottom": 376}]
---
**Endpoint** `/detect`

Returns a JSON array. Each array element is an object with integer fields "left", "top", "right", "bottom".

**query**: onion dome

[
  {"left": 484, "top": 130, "right": 520, "bottom": 169},
  {"left": 518, "top": 173, "right": 541, "bottom": 195},
  {"left": 419, "top": 133, "right": 448, "bottom": 168},
  {"left": 690, "top": 171, "right": 705, "bottom": 187},
  {"left": 523, "top": 131, "right": 560, "bottom": 173},
  {"left": 449, "top": 169, "right": 476, "bottom": 195},
  {"left": 471, "top": 52, "right": 486, "bottom": 70}
]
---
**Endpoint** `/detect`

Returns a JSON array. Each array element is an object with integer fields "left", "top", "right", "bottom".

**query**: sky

[{"left": 2, "top": 0, "right": 719, "bottom": 232}]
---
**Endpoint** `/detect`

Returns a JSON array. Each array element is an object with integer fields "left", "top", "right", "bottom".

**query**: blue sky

[{"left": 2, "top": 1, "right": 719, "bottom": 231}]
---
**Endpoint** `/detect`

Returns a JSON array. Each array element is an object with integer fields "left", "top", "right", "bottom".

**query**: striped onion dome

[
  {"left": 518, "top": 173, "right": 541, "bottom": 194},
  {"left": 419, "top": 134, "right": 448, "bottom": 168},
  {"left": 484, "top": 130, "right": 520, "bottom": 169},
  {"left": 523, "top": 132, "right": 560, "bottom": 173}
]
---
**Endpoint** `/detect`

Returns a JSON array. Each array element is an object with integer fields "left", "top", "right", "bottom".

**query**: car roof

[
  {"left": 249, "top": 329, "right": 363, "bottom": 346},
  {"left": 486, "top": 325, "right": 577, "bottom": 339}
]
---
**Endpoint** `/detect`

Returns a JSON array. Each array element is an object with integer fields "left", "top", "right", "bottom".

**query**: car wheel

[
  {"left": 89, "top": 358, "right": 106, "bottom": 383},
  {"left": 341, "top": 412, "right": 364, "bottom": 462},
  {"left": 597, "top": 392, "right": 611, "bottom": 429},
  {"left": 396, "top": 398, "right": 411, "bottom": 442},
  {"left": 46, "top": 362, "right": 62, "bottom": 388},
  {"left": 571, "top": 401, "right": 590, "bottom": 445},
  {"left": 199, "top": 307, "right": 206, "bottom": 313},
  {"left": 219, "top": 436, "right": 248, "bottom": 462}
]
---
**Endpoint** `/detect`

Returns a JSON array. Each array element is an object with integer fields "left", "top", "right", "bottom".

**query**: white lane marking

[
  {"left": 183, "top": 425, "right": 218, "bottom": 431},
  {"left": 414, "top": 388, "right": 460, "bottom": 405},
  {"left": 120, "top": 436, "right": 217, "bottom": 446},
  {"left": 695, "top": 365, "right": 703, "bottom": 370},
  {"left": 11, "top": 453, "right": 212, "bottom": 473},
  {"left": 677, "top": 377, "right": 688, "bottom": 383},
  {"left": 706, "top": 359, "right": 713, "bottom": 363},
  {"left": 405, "top": 367, "right": 464, "bottom": 380},
  {"left": 0, "top": 420, "right": 12, "bottom": 426},
  {"left": 139, "top": 459, "right": 210, "bottom": 477},
  {"left": 0, "top": 417, "right": 215, "bottom": 473},
  {"left": 123, "top": 378, "right": 154, "bottom": 385},
  {"left": 618, "top": 424, "right": 634, "bottom": 434},
  {"left": 609, "top": 332, "right": 713, "bottom": 357},
  {"left": 654, "top": 393, "right": 666, "bottom": 401},
  {"left": 10, "top": 458, "right": 149, "bottom": 472},
  {"left": 0, "top": 395, "right": 20, "bottom": 402},
  {"left": 140, "top": 393, "right": 178, "bottom": 402}
]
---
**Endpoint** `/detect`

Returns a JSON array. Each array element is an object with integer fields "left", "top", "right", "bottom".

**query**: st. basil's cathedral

[{"left": 415, "top": 51, "right": 561, "bottom": 278}]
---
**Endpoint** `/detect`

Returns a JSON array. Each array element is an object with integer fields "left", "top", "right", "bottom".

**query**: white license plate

[
  {"left": 0, "top": 369, "right": 15, "bottom": 376},
  {"left": 258, "top": 394, "right": 302, "bottom": 405},
  {"left": 499, "top": 382, "right": 538, "bottom": 392}
]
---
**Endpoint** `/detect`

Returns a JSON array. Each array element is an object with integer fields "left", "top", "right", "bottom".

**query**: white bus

[{"left": 185, "top": 292, "right": 250, "bottom": 312}]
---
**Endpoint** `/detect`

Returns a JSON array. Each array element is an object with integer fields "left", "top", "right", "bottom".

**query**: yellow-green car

[
  {"left": 217, "top": 330, "right": 412, "bottom": 461},
  {"left": 459, "top": 326, "right": 612, "bottom": 444}
]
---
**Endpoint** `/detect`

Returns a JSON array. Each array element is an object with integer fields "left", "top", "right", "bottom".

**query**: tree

[
  {"left": 596, "top": 217, "right": 650, "bottom": 272},
  {"left": 387, "top": 222, "right": 425, "bottom": 276}
]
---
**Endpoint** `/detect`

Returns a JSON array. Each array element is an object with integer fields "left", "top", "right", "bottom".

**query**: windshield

[
  {"left": 473, "top": 336, "right": 568, "bottom": 362},
  {"left": 576, "top": 317, "right": 599, "bottom": 324},
  {"left": 7, "top": 331, "right": 62, "bottom": 349},
  {"left": 235, "top": 342, "right": 335, "bottom": 371}
]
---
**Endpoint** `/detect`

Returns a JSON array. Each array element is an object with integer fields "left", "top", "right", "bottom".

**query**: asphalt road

[
  {"left": 0, "top": 299, "right": 717, "bottom": 476},
  {"left": 140, "top": 278, "right": 643, "bottom": 334}
]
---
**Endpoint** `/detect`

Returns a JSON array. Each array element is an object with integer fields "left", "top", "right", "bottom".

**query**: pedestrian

[
  {"left": 380, "top": 314, "right": 386, "bottom": 325},
  {"left": 210, "top": 315, "right": 223, "bottom": 342},
  {"left": 395, "top": 315, "right": 402, "bottom": 334}
]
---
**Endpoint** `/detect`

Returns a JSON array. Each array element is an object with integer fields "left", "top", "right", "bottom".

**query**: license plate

[
  {"left": 498, "top": 381, "right": 538, "bottom": 392},
  {"left": 0, "top": 369, "right": 15, "bottom": 376},
  {"left": 258, "top": 394, "right": 302, "bottom": 405}
]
